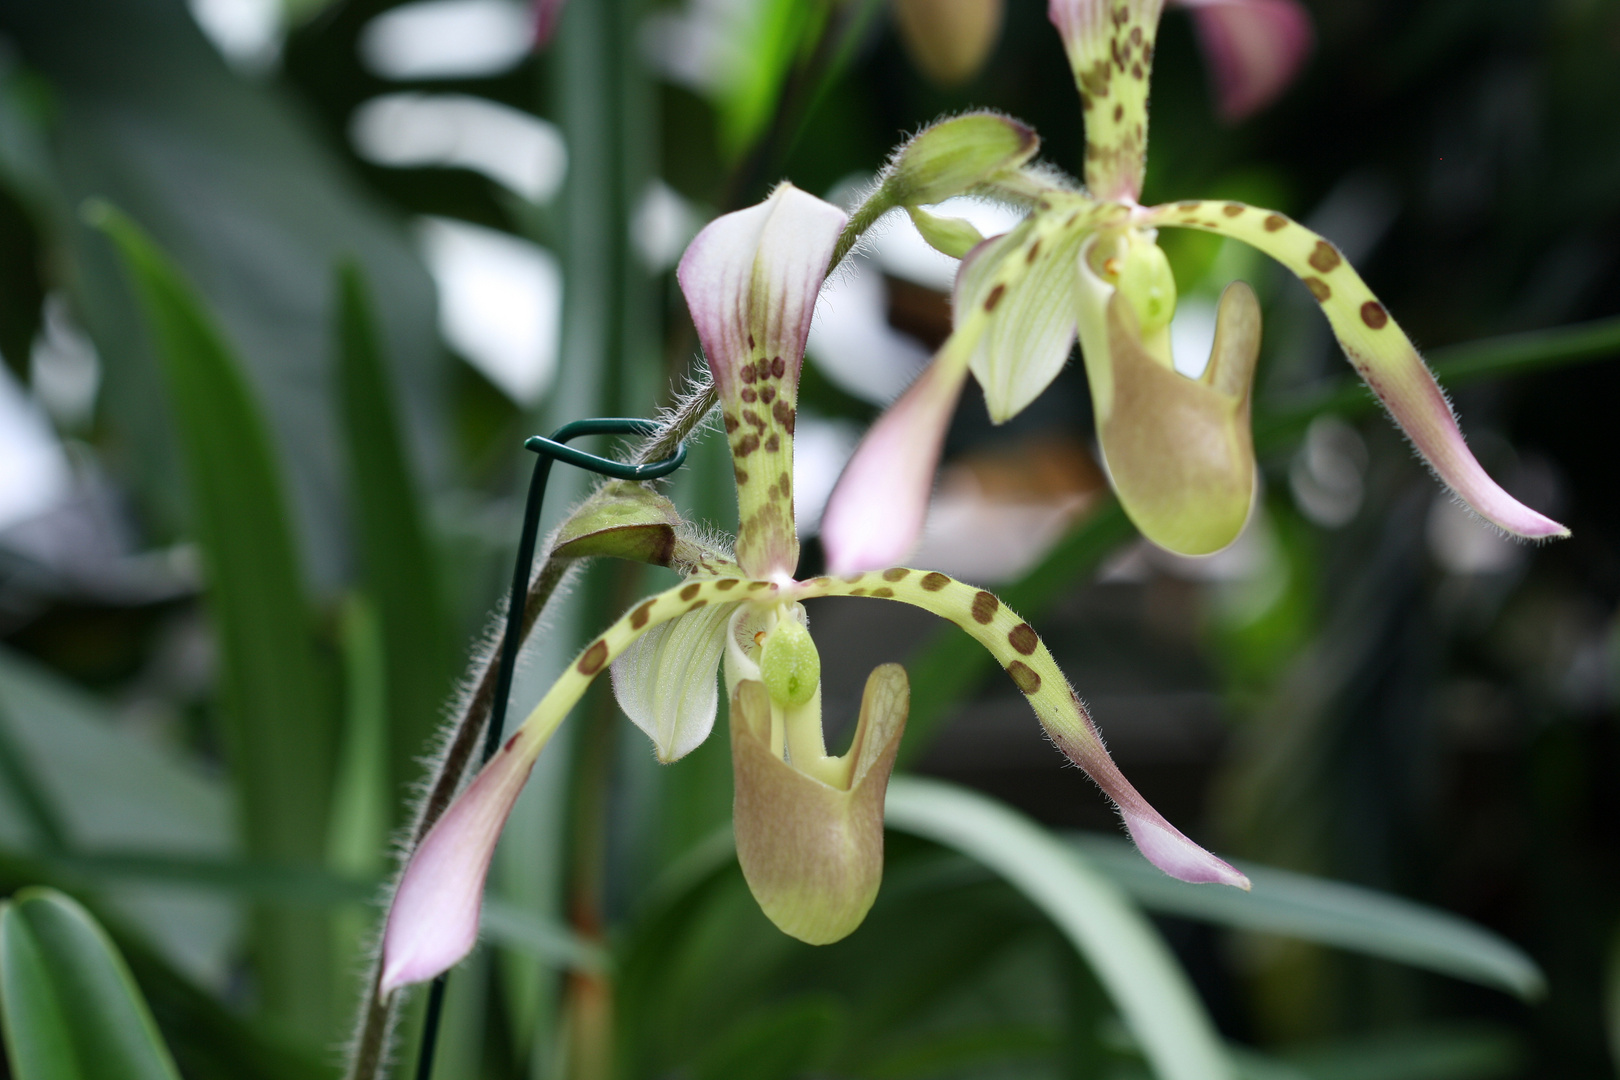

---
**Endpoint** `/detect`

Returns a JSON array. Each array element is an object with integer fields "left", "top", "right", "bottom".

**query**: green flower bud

[
  {"left": 760, "top": 615, "right": 820, "bottom": 707},
  {"left": 906, "top": 205, "right": 986, "bottom": 259},
  {"left": 884, "top": 112, "right": 1039, "bottom": 208}
]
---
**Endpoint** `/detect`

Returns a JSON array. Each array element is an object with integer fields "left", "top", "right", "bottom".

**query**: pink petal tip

[
  {"left": 1122, "top": 809, "right": 1251, "bottom": 889},
  {"left": 820, "top": 356, "right": 970, "bottom": 575},
  {"left": 1177, "top": 0, "right": 1313, "bottom": 121},
  {"left": 379, "top": 740, "right": 537, "bottom": 993}
]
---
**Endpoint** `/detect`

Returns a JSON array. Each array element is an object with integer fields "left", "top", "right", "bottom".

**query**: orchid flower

[
  {"left": 821, "top": 0, "right": 1566, "bottom": 571},
  {"left": 378, "top": 181, "right": 1249, "bottom": 994}
]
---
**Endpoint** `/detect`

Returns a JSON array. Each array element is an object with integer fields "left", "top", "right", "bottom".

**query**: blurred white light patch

[
  {"left": 352, "top": 93, "right": 567, "bottom": 203},
  {"left": 631, "top": 181, "right": 702, "bottom": 273},
  {"left": 639, "top": 0, "right": 756, "bottom": 96},
  {"left": 790, "top": 414, "right": 860, "bottom": 537},
  {"left": 1428, "top": 495, "right": 1523, "bottom": 575},
  {"left": 188, "top": 0, "right": 282, "bottom": 72},
  {"left": 1167, "top": 297, "right": 1217, "bottom": 379},
  {"left": 1289, "top": 416, "right": 1367, "bottom": 528},
  {"left": 30, "top": 295, "right": 101, "bottom": 432},
  {"left": 361, "top": 0, "right": 531, "bottom": 81},
  {"left": 872, "top": 199, "right": 1027, "bottom": 292},
  {"left": 806, "top": 255, "right": 931, "bottom": 405},
  {"left": 0, "top": 364, "right": 72, "bottom": 534},
  {"left": 417, "top": 217, "right": 560, "bottom": 406}
]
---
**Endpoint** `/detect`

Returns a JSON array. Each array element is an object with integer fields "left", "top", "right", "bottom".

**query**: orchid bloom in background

[
  {"left": 378, "top": 182, "right": 1249, "bottom": 994},
  {"left": 822, "top": 0, "right": 1565, "bottom": 573}
]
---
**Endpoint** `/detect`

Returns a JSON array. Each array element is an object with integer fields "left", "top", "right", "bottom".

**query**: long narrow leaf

[
  {"left": 333, "top": 265, "right": 457, "bottom": 814},
  {"left": 0, "top": 888, "right": 181, "bottom": 1080},
  {"left": 90, "top": 203, "right": 338, "bottom": 1038},
  {"left": 1070, "top": 834, "right": 1545, "bottom": 1001},
  {"left": 884, "top": 776, "right": 1234, "bottom": 1080}
]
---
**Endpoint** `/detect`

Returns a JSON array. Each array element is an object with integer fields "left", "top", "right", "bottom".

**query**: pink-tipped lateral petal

[
  {"left": 380, "top": 738, "right": 537, "bottom": 992},
  {"left": 820, "top": 350, "right": 972, "bottom": 575},
  {"left": 1143, "top": 200, "right": 1568, "bottom": 541},
  {"left": 1176, "top": 0, "right": 1313, "bottom": 121},
  {"left": 797, "top": 570, "right": 1249, "bottom": 889}
]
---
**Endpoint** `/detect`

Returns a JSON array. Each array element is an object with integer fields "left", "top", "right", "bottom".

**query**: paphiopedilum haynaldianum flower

[
  {"left": 378, "top": 180, "right": 1248, "bottom": 993},
  {"left": 821, "top": 0, "right": 1568, "bottom": 572}
]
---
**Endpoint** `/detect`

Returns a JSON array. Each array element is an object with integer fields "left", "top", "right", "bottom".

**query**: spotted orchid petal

[
  {"left": 677, "top": 184, "right": 848, "bottom": 578},
  {"left": 1076, "top": 232, "right": 1261, "bottom": 554},
  {"left": 1143, "top": 201, "right": 1569, "bottom": 539},
  {"left": 729, "top": 665, "right": 909, "bottom": 945},
  {"left": 1174, "top": 0, "right": 1313, "bottom": 122},
  {"left": 820, "top": 333, "right": 974, "bottom": 575},
  {"left": 380, "top": 576, "right": 778, "bottom": 989},
  {"left": 959, "top": 211, "right": 1091, "bottom": 423},
  {"left": 380, "top": 724, "right": 543, "bottom": 993},
  {"left": 1048, "top": 0, "right": 1165, "bottom": 201},
  {"left": 795, "top": 569, "right": 1250, "bottom": 889},
  {"left": 611, "top": 595, "right": 736, "bottom": 763}
]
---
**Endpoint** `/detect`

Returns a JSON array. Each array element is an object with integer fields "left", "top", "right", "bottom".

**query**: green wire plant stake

[{"left": 413, "top": 419, "right": 688, "bottom": 1080}]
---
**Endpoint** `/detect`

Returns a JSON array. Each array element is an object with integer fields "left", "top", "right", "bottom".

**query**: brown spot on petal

[
  {"left": 503, "top": 731, "right": 521, "bottom": 753},
  {"left": 743, "top": 409, "right": 766, "bottom": 429},
  {"left": 971, "top": 591, "right": 999, "bottom": 624},
  {"left": 740, "top": 387, "right": 757, "bottom": 403},
  {"left": 688, "top": 598, "right": 707, "bottom": 610},
  {"left": 630, "top": 600, "right": 655, "bottom": 629},
  {"left": 1131, "top": 62, "right": 1142, "bottom": 79},
  {"left": 850, "top": 587, "right": 867, "bottom": 596},
  {"left": 1007, "top": 661, "right": 1041, "bottom": 695},
  {"left": 882, "top": 567, "right": 910, "bottom": 581},
  {"left": 871, "top": 587, "right": 894, "bottom": 598},
  {"left": 723, "top": 413, "right": 739, "bottom": 434},
  {"left": 764, "top": 433, "right": 779, "bottom": 452},
  {"left": 842, "top": 573, "right": 865, "bottom": 584},
  {"left": 1222, "top": 202, "right": 1244, "bottom": 217},
  {"left": 1008, "top": 623, "right": 1038, "bottom": 655},
  {"left": 1026, "top": 239, "right": 1041, "bottom": 263},
  {"left": 917, "top": 572, "right": 945, "bottom": 592},
  {"left": 578, "top": 640, "right": 608, "bottom": 675},
  {"left": 1177, "top": 201, "right": 1200, "bottom": 212},
  {"left": 747, "top": 334, "right": 755, "bottom": 349},
  {"left": 759, "top": 385, "right": 775, "bottom": 403},
  {"left": 1113, "top": 103, "right": 1124, "bottom": 122},
  {"left": 747, "top": 581, "right": 771, "bottom": 591},
  {"left": 1309, "top": 240, "right": 1341, "bottom": 273},
  {"left": 679, "top": 582, "right": 702, "bottom": 601},
  {"left": 716, "top": 578, "right": 739, "bottom": 590},
  {"left": 740, "top": 363, "right": 756, "bottom": 384},
  {"left": 985, "top": 283, "right": 1006, "bottom": 312},
  {"left": 1264, "top": 214, "right": 1287, "bottom": 232},
  {"left": 1304, "top": 276, "right": 1332, "bottom": 302},
  {"left": 1130, "top": 25, "right": 1142, "bottom": 44},
  {"left": 1360, "top": 300, "right": 1389, "bottom": 329},
  {"left": 771, "top": 356, "right": 785, "bottom": 378},
  {"left": 772, "top": 401, "right": 796, "bottom": 433},
  {"left": 735, "top": 433, "right": 760, "bottom": 457}
]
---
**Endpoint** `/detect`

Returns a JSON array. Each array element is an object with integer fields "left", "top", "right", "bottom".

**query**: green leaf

[
  {"left": 334, "top": 265, "right": 458, "bottom": 814},
  {"left": 884, "top": 776, "right": 1235, "bottom": 1080},
  {"left": 0, "top": 888, "right": 181, "bottom": 1080},
  {"left": 687, "top": 995, "right": 844, "bottom": 1080},
  {"left": 1278, "top": 1026, "right": 1521, "bottom": 1080},
  {"left": 0, "top": 645, "right": 239, "bottom": 987},
  {"left": 1069, "top": 833, "right": 1545, "bottom": 1001},
  {"left": 89, "top": 203, "right": 338, "bottom": 1039}
]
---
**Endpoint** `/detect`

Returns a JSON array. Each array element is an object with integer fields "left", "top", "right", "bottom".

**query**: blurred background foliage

[{"left": 0, "top": 0, "right": 1616, "bottom": 1077}]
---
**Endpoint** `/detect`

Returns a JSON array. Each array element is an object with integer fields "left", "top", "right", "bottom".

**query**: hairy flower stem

[{"left": 344, "top": 553, "right": 577, "bottom": 1080}]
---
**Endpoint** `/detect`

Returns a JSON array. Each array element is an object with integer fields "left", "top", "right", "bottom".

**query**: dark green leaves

[{"left": 0, "top": 888, "right": 181, "bottom": 1080}]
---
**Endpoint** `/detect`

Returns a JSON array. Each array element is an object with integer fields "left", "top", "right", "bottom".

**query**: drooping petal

[
  {"left": 380, "top": 729, "right": 542, "bottom": 992},
  {"left": 611, "top": 597, "right": 734, "bottom": 762},
  {"left": 379, "top": 576, "right": 770, "bottom": 990},
  {"left": 959, "top": 216, "right": 1087, "bottom": 422},
  {"left": 1075, "top": 235, "right": 1261, "bottom": 554},
  {"left": 677, "top": 184, "right": 848, "bottom": 578},
  {"left": 1142, "top": 201, "right": 1569, "bottom": 539},
  {"left": 730, "top": 665, "right": 909, "bottom": 944},
  {"left": 819, "top": 340, "right": 973, "bottom": 575},
  {"left": 796, "top": 570, "right": 1250, "bottom": 889},
  {"left": 1047, "top": 0, "right": 1166, "bottom": 200},
  {"left": 1174, "top": 0, "right": 1313, "bottom": 121}
]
